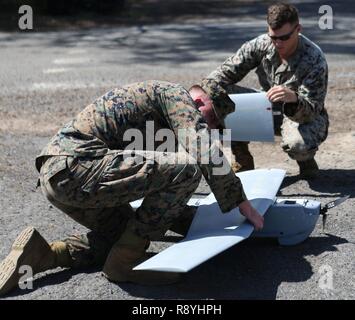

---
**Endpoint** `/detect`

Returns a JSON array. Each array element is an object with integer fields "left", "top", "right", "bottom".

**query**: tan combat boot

[
  {"left": 0, "top": 227, "right": 72, "bottom": 296},
  {"left": 297, "top": 158, "right": 319, "bottom": 180},
  {"left": 103, "top": 227, "right": 181, "bottom": 286},
  {"left": 230, "top": 141, "right": 255, "bottom": 173}
]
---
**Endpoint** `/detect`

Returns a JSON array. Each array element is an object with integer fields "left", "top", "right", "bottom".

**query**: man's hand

[
  {"left": 238, "top": 200, "right": 264, "bottom": 231},
  {"left": 267, "top": 85, "right": 298, "bottom": 103}
]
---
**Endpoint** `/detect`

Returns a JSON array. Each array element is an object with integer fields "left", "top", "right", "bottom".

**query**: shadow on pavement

[
  {"left": 2, "top": 225, "right": 349, "bottom": 299},
  {"left": 118, "top": 233, "right": 348, "bottom": 299},
  {"left": 0, "top": 0, "right": 354, "bottom": 59},
  {"left": 280, "top": 169, "right": 355, "bottom": 199},
  {"left": 4, "top": 266, "right": 101, "bottom": 298}
]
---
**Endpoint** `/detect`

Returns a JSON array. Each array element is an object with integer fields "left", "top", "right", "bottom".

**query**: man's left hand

[{"left": 267, "top": 86, "right": 298, "bottom": 103}]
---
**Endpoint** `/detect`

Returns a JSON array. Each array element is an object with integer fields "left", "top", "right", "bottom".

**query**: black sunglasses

[{"left": 268, "top": 25, "right": 299, "bottom": 41}]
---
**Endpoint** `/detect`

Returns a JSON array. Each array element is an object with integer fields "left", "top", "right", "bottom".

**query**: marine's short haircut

[
  {"left": 188, "top": 84, "right": 207, "bottom": 93},
  {"left": 267, "top": 2, "right": 299, "bottom": 30}
]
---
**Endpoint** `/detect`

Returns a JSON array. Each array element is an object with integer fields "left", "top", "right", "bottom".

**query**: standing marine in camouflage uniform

[
  {"left": 201, "top": 2, "right": 329, "bottom": 178},
  {"left": 0, "top": 80, "right": 264, "bottom": 295}
]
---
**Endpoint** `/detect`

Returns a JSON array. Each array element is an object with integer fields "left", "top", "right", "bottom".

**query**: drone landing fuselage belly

[{"left": 252, "top": 198, "right": 320, "bottom": 246}]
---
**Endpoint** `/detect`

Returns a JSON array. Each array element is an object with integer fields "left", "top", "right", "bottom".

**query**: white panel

[
  {"left": 134, "top": 169, "right": 286, "bottom": 272},
  {"left": 225, "top": 92, "right": 274, "bottom": 142}
]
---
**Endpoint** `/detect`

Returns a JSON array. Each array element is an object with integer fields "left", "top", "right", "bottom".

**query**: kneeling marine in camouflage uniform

[
  {"left": 201, "top": 3, "right": 329, "bottom": 178},
  {"left": 0, "top": 80, "right": 264, "bottom": 295}
]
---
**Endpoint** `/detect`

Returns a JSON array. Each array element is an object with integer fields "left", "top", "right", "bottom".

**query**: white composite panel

[
  {"left": 225, "top": 92, "right": 274, "bottom": 142},
  {"left": 133, "top": 169, "right": 286, "bottom": 272}
]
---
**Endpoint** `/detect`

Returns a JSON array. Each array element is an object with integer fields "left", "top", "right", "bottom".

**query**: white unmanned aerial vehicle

[{"left": 130, "top": 93, "right": 348, "bottom": 273}]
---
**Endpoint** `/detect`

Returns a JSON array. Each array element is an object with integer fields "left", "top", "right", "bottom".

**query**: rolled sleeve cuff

[{"left": 211, "top": 174, "right": 248, "bottom": 213}]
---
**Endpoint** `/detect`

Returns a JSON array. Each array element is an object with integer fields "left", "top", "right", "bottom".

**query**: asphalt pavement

[{"left": 0, "top": 0, "right": 354, "bottom": 300}]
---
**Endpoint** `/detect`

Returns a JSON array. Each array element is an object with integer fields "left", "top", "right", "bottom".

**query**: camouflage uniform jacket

[
  {"left": 202, "top": 34, "right": 328, "bottom": 124},
  {"left": 36, "top": 80, "right": 247, "bottom": 213}
]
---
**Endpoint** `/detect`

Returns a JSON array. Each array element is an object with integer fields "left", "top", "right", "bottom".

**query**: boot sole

[{"left": 0, "top": 227, "right": 50, "bottom": 296}]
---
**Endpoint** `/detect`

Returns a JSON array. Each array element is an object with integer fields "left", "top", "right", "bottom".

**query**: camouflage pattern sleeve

[
  {"left": 287, "top": 56, "right": 328, "bottom": 123},
  {"left": 205, "top": 35, "right": 265, "bottom": 87},
  {"left": 159, "top": 87, "right": 247, "bottom": 213},
  {"left": 200, "top": 35, "right": 266, "bottom": 119}
]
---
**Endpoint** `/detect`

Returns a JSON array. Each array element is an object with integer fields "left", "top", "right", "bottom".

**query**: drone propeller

[{"left": 320, "top": 195, "right": 350, "bottom": 232}]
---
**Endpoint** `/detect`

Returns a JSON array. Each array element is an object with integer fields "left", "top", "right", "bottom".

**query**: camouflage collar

[
  {"left": 286, "top": 34, "right": 305, "bottom": 71},
  {"left": 265, "top": 34, "right": 305, "bottom": 73}
]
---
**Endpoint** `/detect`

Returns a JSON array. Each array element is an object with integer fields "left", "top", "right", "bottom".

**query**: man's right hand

[{"left": 238, "top": 200, "right": 264, "bottom": 231}]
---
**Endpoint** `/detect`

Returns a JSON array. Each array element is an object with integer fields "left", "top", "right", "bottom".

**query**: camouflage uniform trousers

[
  {"left": 225, "top": 84, "right": 329, "bottom": 163},
  {"left": 39, "top": 150, "right": 202, "bottom": 268}
]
